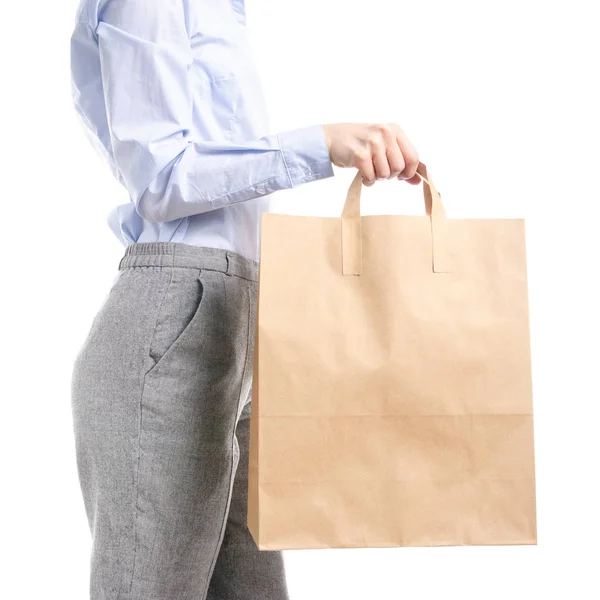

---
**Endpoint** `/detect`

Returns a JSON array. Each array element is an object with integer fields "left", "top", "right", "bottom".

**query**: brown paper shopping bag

[{"left": 248, "top": 162, "right": 536, "bottom": 549}]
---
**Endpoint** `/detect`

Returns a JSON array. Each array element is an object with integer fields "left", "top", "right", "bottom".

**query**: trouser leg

[{"left": 206, "top": 399, "right": 290, "bottom": 600}]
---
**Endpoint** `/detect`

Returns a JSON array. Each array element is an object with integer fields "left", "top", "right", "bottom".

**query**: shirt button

[{"left": 256, "top": 185, "right": 266, "bottom": 194}]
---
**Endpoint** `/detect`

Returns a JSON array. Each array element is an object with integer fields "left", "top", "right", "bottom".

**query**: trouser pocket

[{"left": 146, "top": 267, "right": 204, "bottom": 376}]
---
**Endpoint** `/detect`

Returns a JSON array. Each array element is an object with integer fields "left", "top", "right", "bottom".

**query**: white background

[{"left": 3, "top": 0, "right": 599, "bottom": 598}]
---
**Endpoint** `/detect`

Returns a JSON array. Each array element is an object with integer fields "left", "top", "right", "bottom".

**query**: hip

[{"left": 71, "top": 243, "right": 258, "bottom": 430}]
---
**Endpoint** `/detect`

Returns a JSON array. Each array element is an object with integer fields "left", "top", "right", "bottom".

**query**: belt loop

[{"left": 225, "top": 251, "right": 232, "bottom": 276}]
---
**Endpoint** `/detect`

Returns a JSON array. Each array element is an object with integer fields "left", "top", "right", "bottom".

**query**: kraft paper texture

[{"left": 248, "top": 162, "right": 536, "bottom": 550}]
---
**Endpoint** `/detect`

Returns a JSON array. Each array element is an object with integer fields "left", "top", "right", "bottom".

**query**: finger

[
  {"left": 385, "top": 141, "right": 406, "bottom": 179},
  {"left": 401, "top": 173, "right": 423, "bottom": 185},
  {"left": 395, "top": 131, "right": 419, "bottom": 180},
  {"left": 373, "top": 151, "right": 391, "bottom": 180},
  {"left": 357, "top": 156, "right": 376, "bottom": 186}
]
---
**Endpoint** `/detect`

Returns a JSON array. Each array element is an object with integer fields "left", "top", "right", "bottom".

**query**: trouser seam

[{"left": 200, "top": 275, "right": 252, "bottom": 600}]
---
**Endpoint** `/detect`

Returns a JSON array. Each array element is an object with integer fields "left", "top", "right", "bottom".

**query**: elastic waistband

[{"left": 118, "top": 242, "right": 259, "bottom": 282}]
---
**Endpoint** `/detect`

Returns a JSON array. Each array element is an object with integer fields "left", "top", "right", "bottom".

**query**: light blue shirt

[{"left": 70, "top": 0, "right": 335, "bottom": 261}]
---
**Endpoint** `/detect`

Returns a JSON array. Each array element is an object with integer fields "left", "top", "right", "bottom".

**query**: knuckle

[
  {"left": 359, "top": 167, "right": 375, "bottom": 182},
  {"left": 368, "top": 133, "right": 382, "bottom": 147},
  {"left": 392, "top": 157, "right": 406, "bottom": 173},
  {"left": 377, "top": 123, "right": 393, "bottom": 137},
  {"left": 354, "top": 148, "right": 372, "bottom": 163},
  {"left": 403, "top": 148, "right": 419, "bottom": 169},
  {"left": 377, "top": 164, "right": 391, "bottom": 178}
]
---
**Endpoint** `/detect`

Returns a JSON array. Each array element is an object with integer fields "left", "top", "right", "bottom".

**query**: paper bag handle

[{"left": 340, "top": 161, "right": 450, "bottom": 275}]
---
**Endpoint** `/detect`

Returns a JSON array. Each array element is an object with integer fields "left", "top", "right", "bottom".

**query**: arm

[{"left": 90, "top": 0, "right": 334, "bottom": 223}]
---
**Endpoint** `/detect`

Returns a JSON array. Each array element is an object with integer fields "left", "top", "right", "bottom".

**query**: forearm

[{"left": 136, "top": 124, "right": 334, "bottom": 223}]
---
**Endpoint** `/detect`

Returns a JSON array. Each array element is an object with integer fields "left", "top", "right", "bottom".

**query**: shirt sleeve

[{"left": 89, "top": 0, "right": 334, "bottom": 223}]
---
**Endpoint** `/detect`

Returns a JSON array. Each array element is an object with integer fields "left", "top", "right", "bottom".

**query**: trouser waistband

[{"left": 118, "top": 242, "right": 259, "bottom": 282}]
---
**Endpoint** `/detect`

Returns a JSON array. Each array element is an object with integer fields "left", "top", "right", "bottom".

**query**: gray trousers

[{"left": 71, "top": 242, "right": 289, "bottom": 600}]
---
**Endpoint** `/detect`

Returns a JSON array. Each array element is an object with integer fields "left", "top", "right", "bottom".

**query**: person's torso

[{"left": 73, "top": 0, "right": 271, "bottom": 261}]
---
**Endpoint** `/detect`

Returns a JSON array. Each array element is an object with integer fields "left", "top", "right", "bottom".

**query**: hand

[{"left": 322, "top": 122, "right": 421, "bottom": 187}]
